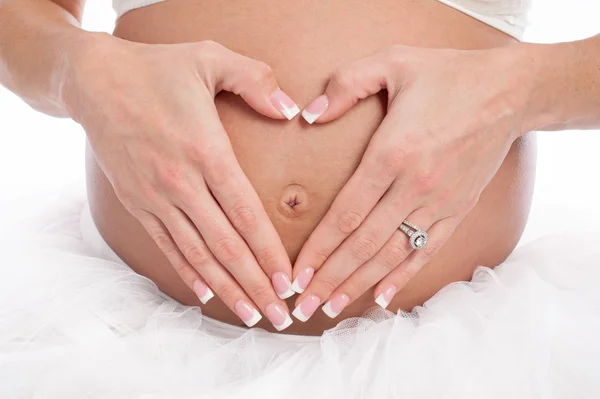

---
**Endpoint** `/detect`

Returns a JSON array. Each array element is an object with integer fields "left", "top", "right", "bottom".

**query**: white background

[{"left": 0, "top": 1, "right": 599, "bottom": 244}]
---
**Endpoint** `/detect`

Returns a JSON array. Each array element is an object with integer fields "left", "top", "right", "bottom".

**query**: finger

[
  {"left": 196, "top": 40, "right": 300, "bottom": 120},
  {"left": 291, "top": 157, "right": 395, "bottom": 294},
  {"left": 182, "top": 93, "right": 294, "bottom": 299},
  {"left": 301, "top": 47, "right": 406, "bottom": 124},
  {"left": 304, "top": 210, "right": 434, "bottom": 319},
  {"left": 155, "top": 207, "right": 276, "bottom": 328},
  {"left": 134, "top": 209, "right": 215, "bottom": 305},
  {"left": 374, "top": 217, "right": 460, "bottom": 310},
  {"left": 292, "top": 109, "right": 406, "bottom": 293},
  {"left": 201, "top": 149, "right": 295, "bottom": 300},
  {"left": 173, "top": 182, "right": 294, "bottom": 331},
  {"left": 293, "top": 196, "right": 433, "bottom": 320}
]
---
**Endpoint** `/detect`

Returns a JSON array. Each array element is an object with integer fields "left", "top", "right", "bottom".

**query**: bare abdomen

[{"left": 86, "top": 0, "right": 536, "bottom": 335}]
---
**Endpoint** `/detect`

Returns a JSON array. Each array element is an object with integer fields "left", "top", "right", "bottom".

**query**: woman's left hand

[{"left": 290, "top": 44, "right": 534, "bottom": 320}]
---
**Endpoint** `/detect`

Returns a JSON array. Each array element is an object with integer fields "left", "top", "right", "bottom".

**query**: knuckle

[
  {"left": 309, "top": 247, "right": 330, "bottom": 267},
  {"left": 385, "top": 45, "right": 413, "bottom": 75},
  {"left": 331, "top": 67, "right": 355, "bottom": 90},
  {"left": 201, "top": 150, "right": 235, "bottom": 183},
  {"left": 413, "top": 170, "right": 438, "bottom": 194},
  {"left": 181, "top": 242, "right": 210, "bottom": 267},
  {"left": 381, "top": 242, "right": 410, "bottom": 269},
  {"left": 336, "top": 210, "right": 364, "bottom": 235},
  {"left": 317, "top": 276, "right": 341, "bottom": 295},
  {"left": 171, "top": 261, "right": 186, "bottom": 274},
  {"left": 213, "top": 237, "right": 244, "bottom": 264},
  {"left": 229, "top": 204, "right": 257, "bottom": 234},
  {"left": 156, "top": 164, "right": 187, "bottom": 193},
  {"left": 187, "top": 143, "right": 211, "bottom": 165},
  {"left": 150, "top": 230, "right": 176, "bottom": 254},
  {"left": 254, "top": 247, "right": 279, "bottom": 271},
  {"left": 422, "top": 239, "right": 439, "bottom": 259},
  {"left": 340, "top": 279, "right": 366, "bottom": 300},
  {"left": 379, "top": 147, "right": 408, "bottom": 178},
  {"left": 399, "top": 266, "right": 416, "bottom": 282},
  {"left": 196, "top": 40, "right": 221, "bottom": 60},
  {"left": 216, "top": 283, "right": 238, "bottom": 303},
  {"left": 244, "top": 283, "right": 273, "bottom": 302},
  {"left": 249, "top": 62, "right": 275, "bottom": 85},
  {"left": 349, "top": 233, "right": 379, "bottom": 262}
]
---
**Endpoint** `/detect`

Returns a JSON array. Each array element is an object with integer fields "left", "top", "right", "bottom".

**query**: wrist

[
  {"left": 512, "top": 42, "right": 561, "bottom": 133},
  {"left": 512, "top": 38, "right": 600, "bottom": 133},
  {"left": 57, "top": 30, "right": 117, "bottom": 121}
]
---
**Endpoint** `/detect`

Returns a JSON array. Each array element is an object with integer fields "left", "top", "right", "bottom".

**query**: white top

[{"left": 112, "top": 0, "right": 531, "bottom": 40}]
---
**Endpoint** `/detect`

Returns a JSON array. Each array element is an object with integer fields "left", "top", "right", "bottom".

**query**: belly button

[{"left": 278, "top": 184, "right": 309, "bottom": 218}]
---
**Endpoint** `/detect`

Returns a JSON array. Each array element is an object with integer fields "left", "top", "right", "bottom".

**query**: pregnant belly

[{"left": 86, "top": 0, "right": 536, "bottom": 335}]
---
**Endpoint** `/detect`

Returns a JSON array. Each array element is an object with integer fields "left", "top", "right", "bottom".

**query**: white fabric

[
  {"left": 2, "top": 189, "right": 600, "bottom": 398},
  {"left": 112, "top": 0, "right": 163, "bottom": 18},
  {"left": 435, "top": 0, "right": 530, "bottom": 39},
  {"left": 111, "top": 0, "right": 531, "bottom": 40}
]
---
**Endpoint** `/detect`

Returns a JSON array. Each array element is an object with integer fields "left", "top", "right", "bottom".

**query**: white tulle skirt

[{"left": 1, "top": 192, "right": 600, "bottom": 399}]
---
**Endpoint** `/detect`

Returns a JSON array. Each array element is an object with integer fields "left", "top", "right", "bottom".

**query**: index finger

[
  {"left": 291, "top": 156, "right": 393, "bottom": 293},
  {"left": 202, "top": 142, "right": 295, "bottom": 299}
]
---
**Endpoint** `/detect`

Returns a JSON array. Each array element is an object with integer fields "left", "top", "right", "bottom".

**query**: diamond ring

[{"left": 399, "top": 220, "right": 428, "bottom": 250}]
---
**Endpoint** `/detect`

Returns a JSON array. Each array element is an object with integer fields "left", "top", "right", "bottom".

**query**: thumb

[
  {"left": 197, "top": 41, "right": 299, "bottom": 120},
  {"left": 301, "top": 49, "right": 405, "bottom": 124}
]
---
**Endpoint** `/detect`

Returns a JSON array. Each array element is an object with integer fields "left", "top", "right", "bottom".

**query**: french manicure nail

[
  {"left": 272, "top": 272, "right": 295, "bottom": 299},
  {"left": 322, "top": 294, "right": 349, "bottom": 318},
  {"left": 292, "top": 295, "right": 321, "bottom": 322},
  {"left": 375, "top": 285, "right": 397, "bottom": 309},
  {"left": 270, "top": 88, "right": 300, "bottom": 120},
  {"left": 235, "top": 299, "right": 262, "bottom": 327},
  {"left": 192, "top": 279, "right": 214, "bottom": 304},
  {"left": 266, "top": 303, "right": 293, "bottom": 331},
  {"left": 301, "top": 95, "right": 329, "bottom": 124},
  {"left": 290, "top": 268, "right": 315, "bottom": 294}
]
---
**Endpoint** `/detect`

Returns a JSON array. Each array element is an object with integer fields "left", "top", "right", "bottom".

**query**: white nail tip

[
  {"left": 322, "top": 301, "right": 340, "bottom": 319},
  {"left": 375, "top": 293, "right": 389, "bottom": 309},
  {"left": 278, "top": 286, "right": 296, "bottom": 299},
  {"left": 301, "top": 109, "right": 321, "bottom": 124},
  {"left": 273, "top": 313, "right": 294, "bottom": 331},
  {"left": 244, "top": 309, "right": 263, "bottom": 328},
  {"left": 280, "top": 104, "right": 300, "bottom": 120},
  {"left": 292, "top": 305, "right": 309, "bottom": 322},
  {"left": 290, "top": 279, "right": 304, "bottom": 294},
  {"left": 199, "top": 289, "right": 215, "bottom": 304}
]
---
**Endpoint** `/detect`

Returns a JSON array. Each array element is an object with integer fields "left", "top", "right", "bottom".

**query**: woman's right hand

[{"left": 61, "top": 34, "right": 298, "bottom": 330}]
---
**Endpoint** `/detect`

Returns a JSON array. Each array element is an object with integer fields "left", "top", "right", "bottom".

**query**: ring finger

[
  {"left": 292, "top": 182, "right": 421, "bottom": 317},
  {"left": 329, "top": 209, "right": 436, "bottom": 313}
]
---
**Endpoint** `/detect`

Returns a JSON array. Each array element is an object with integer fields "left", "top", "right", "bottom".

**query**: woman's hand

[
  {"left": 62, "top": 34, "right": 299, "bottom": 330},
  {"left": 291, "top": 45, "right": 533, "bottom": 321}
]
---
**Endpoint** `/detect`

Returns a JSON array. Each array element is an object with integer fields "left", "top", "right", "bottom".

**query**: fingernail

[
  {"left": 272, "top": 272, "right": 295, "bottom": 299},
  {"left": 270, "top": 88, "right": 300, "bottom": 120},
  {"left": 192, "top": 279, "right": 214, "bottom": 304},
  {"left": 290, "top": 268, "right": 314, "bottom": 294},
  {"left": 292, "top": 295, "right": 321, "bottom": 322},
  {"left": 375, "top": 285, "right": 397, "bottom": 309},
  {"left": 235, "top": 299, "right": 262, "bottom": 327},
  {"left": 265, "top": 303, "right": 293, "bottom": 331},
  {"left": 322, "top": 293, "right": 349, "bottom": 318},
  {"left": 301, "top": 95, "right": 329, "bottom": 124}
]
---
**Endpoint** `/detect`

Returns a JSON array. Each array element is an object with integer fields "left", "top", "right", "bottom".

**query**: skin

[{"left": 0, "top": 0, "right": 599, "bottom": 335}]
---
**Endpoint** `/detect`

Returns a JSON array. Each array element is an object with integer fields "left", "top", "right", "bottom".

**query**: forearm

[
  {"left": 0, "top": 0, "right": 93, "bottom": 117},
  {"left": 519, "top": 34, "right": 600, "bottom": 133}
]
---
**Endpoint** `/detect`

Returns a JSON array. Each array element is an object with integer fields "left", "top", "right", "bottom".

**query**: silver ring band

[{"left": 399, "top": 220, "right": 428, "bottom": 250}]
